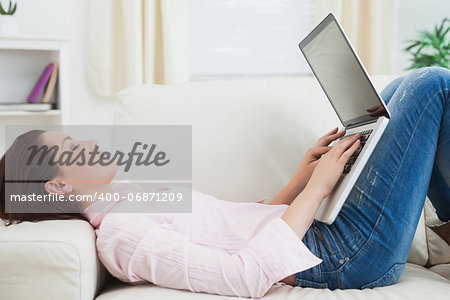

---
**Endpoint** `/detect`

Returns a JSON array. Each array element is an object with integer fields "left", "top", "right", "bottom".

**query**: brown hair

[{"left": 0, "top": 130, "right": 87, "bottom": 226}]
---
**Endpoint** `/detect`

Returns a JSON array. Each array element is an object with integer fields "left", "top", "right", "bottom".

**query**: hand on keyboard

[
  {"left": 339, "top": 129, "right": 373, "bottom": 174},
  {"left": 305, "top": 133, "right": 362, "bottom": 198}
]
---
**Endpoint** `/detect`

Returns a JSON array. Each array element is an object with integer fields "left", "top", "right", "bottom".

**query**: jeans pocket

[
  {"left": 361, "top": 263, "right": 406, "bottom": 289},
  {"left": 312, "top": 224, "right": 337, "bottom": 255},
  {"left": 296, "top": 278, "right": 328, "bottom": 289}
]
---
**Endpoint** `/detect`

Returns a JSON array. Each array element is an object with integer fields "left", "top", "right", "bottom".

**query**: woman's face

[{"left": 40, "top": 131, "right": 118, "bottom": 193}]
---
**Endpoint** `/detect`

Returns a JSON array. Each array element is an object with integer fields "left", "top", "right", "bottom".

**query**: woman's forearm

[
  {"left": 280, "top": 187, "right": 324, "bottom": 240},
  {"left": 269, "top": 172, "right": 308, "bottom": 206}
]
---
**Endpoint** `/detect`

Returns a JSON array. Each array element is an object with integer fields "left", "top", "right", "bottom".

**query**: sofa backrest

[
  {"left": 115, "top": 75, "right": 383, "bottom": 202},
  {"left": 114, "top": 75, "right": 442, "bottom": 266}
]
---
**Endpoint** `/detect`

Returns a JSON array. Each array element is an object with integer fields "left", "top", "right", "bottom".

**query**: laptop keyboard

[{"left": 338, "top": 129, "right": 373, "bottom": 174}]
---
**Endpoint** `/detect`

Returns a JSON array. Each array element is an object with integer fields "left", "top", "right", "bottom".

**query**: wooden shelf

[{"left": 0, "top": 109, "right": 61, "bottom": 117}]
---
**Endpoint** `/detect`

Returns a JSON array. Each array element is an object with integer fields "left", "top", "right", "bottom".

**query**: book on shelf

[
  {"left": 27, "top": 62, "right": 56, "bottom": 103},
  {"left": 42, "top": 62, "right": 58, "bottom": 103},
  {"left": 0, "top": 102, "right": 52, "bottom": 111}
]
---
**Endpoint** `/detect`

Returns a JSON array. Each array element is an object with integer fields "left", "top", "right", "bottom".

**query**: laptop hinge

[{"left": 345, "top": 118, "right": 377, "bottom": 130}]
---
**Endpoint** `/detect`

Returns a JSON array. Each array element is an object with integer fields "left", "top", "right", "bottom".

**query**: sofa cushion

[
  {"left": 424, "top": 198, "right": 450, "bottom": 265},
  {"left": 0, "top": 220, "right": 107, "bottom": 300},
  {"left": 95, "top": 263, "right": 449, "bottom": 300},
  {"left": 406, "top": 208, "right": 428, "bottom": 266},
  {"left": 429, "top": 264, "right": 450, "bottom": 281}
]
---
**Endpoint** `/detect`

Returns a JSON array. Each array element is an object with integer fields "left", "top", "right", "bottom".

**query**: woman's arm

[
  {"left": 269, "top": 127, "right": 346, "bottom": 206},
  {"left": 104, "top": 219, "right": 322, "bottom": 299},
  {"left": 280, "top": 133, "right": 361, "bottom": 239},
  {"left": 268, "top": 173, "right": 308, "bottom": 206}
]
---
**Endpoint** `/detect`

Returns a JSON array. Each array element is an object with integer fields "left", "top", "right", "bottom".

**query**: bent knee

[{"left": 410, "top": 66, "right": 450, "bottom": 83}]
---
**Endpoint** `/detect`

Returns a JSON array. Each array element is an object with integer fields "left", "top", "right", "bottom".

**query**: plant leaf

[
  {"left": 414, "top": 44, "right": 427, "bottom": 56},
  {"left": 403, "top": 17, "right": 449, "bottom": 70},
  {"left": 0, "top": 2, "right": 6, "bottom": 14},
  {"left": 441, "top": 27, "right": 450, "bottom": 42},
  {"left": 10, "top": 2, "right": 16, "bottom": 15},
  {"left": 404, "top": 41, "right": 421, "bottom": 52}
]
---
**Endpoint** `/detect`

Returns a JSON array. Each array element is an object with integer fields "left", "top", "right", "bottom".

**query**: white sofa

[{"left": 1, "top": 75, "right": 450, "bottom": 299}]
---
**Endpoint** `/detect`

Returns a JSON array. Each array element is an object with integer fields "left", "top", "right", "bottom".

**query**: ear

[{"left": 44, "top": 179, "right": 73, "bottom": 195}]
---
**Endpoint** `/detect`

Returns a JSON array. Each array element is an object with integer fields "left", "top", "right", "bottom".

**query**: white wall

[
  {"left": 8, "top": 0, "right": 449, "bottom": 126},
  {"left": 11, "top": 0, "right": 115, "bottom": 125}
]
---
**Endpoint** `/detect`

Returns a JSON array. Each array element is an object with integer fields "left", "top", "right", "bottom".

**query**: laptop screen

[{"left": 299, "top": 14, "right": 388, "bottom": 128}]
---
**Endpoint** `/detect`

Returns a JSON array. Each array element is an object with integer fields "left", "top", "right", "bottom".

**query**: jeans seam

[
  {"left": 339, "top": 213, "right": 366, "bottom": 253},
  {"left": 323, "top": 224, "right": 347, "bottom": 258},
  {"left": 336, "top": 163, "right": 379, "bottom": 255},
  {"left": 310, "top": 226, "right": 324, "bottom": 282},
  {"left": 348, "top": 91, "right": 435, "bottom": 265},
  {"left": 312, "top": 225, "right": 336, "bottom": 255},
  {"left": 338, "top": 269, "right": 344, "bottom": 289},
  {"left": 338, "top": 165, "right": 379, "bottom": 260},
  {"left": 360, "top": 263, "right": 406, "bottom": 289}
]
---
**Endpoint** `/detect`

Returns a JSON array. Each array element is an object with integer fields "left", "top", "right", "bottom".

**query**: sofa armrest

[{"left": 0, "top": 220, "right": 107, "bottom": 300}]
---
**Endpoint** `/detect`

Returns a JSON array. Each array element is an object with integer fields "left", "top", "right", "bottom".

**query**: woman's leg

[{"left": 295, "top": 66, "right": 450, "bottom": 289}]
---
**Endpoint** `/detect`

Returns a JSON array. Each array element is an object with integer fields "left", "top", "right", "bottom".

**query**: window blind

[{"left": 190, "top": 0, "right": 316, "bottom": 78}]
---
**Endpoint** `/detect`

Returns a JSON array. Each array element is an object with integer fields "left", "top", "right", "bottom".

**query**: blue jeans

[{"left": 295, "top": 67, "right": 450, "bottom": 289}]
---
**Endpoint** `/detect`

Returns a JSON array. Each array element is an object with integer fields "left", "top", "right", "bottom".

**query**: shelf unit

[
  {"left": 0, "top": 109, "right": 61, "bottom": 117},
  {"left": 0, "top": 35, "right": 70, "bottom": 123},
  {"left": 0, "top": 35, "right": 70, "bottom": 154}
]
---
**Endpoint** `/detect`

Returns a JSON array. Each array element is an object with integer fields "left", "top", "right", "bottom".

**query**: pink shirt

[{"left": 82, "top": 183, "right": 322, "bottom": 299}]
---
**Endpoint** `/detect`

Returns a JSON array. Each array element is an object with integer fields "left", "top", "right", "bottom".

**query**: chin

[
  {"left": 88, "top": 164, "right": 118, "bottom": 184},
  {"left": 107, "top": 164, "right": 119, "bottom": 182}
]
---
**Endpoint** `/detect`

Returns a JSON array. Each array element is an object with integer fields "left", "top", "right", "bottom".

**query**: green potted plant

[
  {"left": 404, "top": 17, "right": 449, "bottom": 70},
  {"left": 0, "top": 0, "right": 18, "bottom": 35}
]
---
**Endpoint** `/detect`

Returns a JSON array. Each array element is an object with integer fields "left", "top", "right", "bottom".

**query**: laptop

[{"left": 298, "top": 13, "right": 391, "bottom": 224}]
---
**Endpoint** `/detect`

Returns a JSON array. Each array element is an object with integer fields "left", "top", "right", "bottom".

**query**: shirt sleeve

[{"left": 119, "top": 216, "right": 322, "bottom": 299}]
